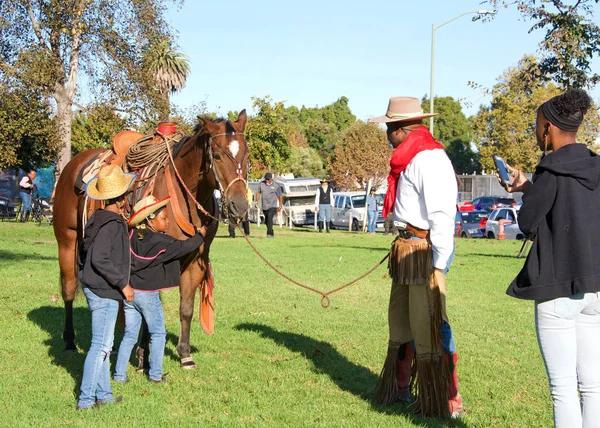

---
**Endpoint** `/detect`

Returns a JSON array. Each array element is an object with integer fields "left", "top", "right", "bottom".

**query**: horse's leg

[
  {"left": 177, "top": 261, "right": 203, "bottom": 369},
  {"left": 58, "top": 230, "right": 78, "bottom": 351}
]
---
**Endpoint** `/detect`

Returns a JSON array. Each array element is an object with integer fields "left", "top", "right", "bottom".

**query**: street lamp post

[{"left": 429, "top": 9, "right": 496, "bottom": 135}]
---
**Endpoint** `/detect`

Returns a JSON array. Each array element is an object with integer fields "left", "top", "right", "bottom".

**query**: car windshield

[
  {"left": 351, "top": 195, "right": 366, "bottom": 208},
  {"left": 284, "top": 196, "right": 316, "bottom": 207},
  {"left": 495, "top": 198, "right": 515, "bottom": 205},
  {"left": 461, "top": 211, "right": 488, "bottom": 223}
]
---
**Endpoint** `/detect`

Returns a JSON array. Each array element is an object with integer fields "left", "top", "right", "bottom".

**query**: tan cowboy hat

[
  {"left": 128, "top": 195, "right": 171, "bottom": 227},
  {"left": 85, "top": 164, "right": 137, "bottom": 201},
  {"left": 369, "top": 96, "right": 438, "bottom": 123}
]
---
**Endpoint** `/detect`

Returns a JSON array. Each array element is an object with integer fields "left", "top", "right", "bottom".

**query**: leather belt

[{"left": 397, "top": 223, "right": 429, "bottom": 239}]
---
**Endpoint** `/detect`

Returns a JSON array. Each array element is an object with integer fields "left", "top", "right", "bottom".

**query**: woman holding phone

[{"left": 504, "top": 88, "right": 600, "bottom": 428}]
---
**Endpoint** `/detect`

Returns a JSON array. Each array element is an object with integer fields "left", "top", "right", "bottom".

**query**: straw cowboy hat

[
  {"left": 85, "top": 164, "right": 137, "bottom": 201},
  {"left": 128, "top": 195, "right": 171, "bottom": 227},
  {"left": 369, "top": 96, "right": 438, "bottom": 123}
]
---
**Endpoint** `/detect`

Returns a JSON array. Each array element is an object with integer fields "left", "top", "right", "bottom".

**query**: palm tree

[{"left": 144, "top": 40, "right": 191, "bottom": 121}]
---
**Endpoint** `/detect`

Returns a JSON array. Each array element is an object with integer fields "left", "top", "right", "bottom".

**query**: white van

[
  {"left": 331, "top": 191, "right": 384, "bottom": 231},
  {"left": 248, "top": 177, "right": 321, "bottom": 227}
]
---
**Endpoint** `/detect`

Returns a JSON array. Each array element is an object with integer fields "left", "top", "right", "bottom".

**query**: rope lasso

[{"left": 157, "top": 131, "right": 389, "bottom": 308}]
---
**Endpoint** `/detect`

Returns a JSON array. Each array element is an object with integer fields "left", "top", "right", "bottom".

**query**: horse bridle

[{"left": 206, "top": 131, "right": 250, "bottom": 220}]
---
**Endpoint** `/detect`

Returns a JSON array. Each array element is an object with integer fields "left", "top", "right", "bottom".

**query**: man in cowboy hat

[
  {"left": 314, "top": 178, "right": 334, "bottom": 233},
  {"left": 77, "top": 164, "right": 136, "bottom": 409},
  {"left": 370, "top": 97, "right": 461, "bottom": 419}
]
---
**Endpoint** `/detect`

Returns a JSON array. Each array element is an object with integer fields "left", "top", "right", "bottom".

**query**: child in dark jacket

[
  {"left": 77, "top": 165, "right": 137, "bottom": 410},
  {"left": 114, "top": 195, "right": 206, "bottom": 383}
]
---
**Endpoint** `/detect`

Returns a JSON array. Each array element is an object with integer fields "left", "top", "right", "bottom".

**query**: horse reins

[{"left": 165, "top": 129, "right": 389, "bottom": 308}]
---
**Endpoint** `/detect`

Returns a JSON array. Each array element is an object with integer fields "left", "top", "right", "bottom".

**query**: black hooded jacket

[
  {"left": 507, "top": 143, "right": 600, "bottom": 300},
  {"left": 129, "top": 229, "right": 204, "bottom": 291},
  {"left": 78, "top": 209, "right": 130, "bottom": 300}
]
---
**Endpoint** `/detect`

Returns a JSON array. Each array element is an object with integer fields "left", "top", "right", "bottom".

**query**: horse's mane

[{"left": 193, "top": 117, "right": 236, "bottom": 135}]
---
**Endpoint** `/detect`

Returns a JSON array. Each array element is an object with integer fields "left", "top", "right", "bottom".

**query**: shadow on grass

[
  {"left": 471, "top": 253, "right": 520, "bottom": 259},
  {"left": 27, "top": 306, "right": 90, "bottom": 398},
  {"left": 0, "top": 249, "right": 57, "bottom": 264},
  {"left": 235, "top": 323, "right": 468, "bottom": 427}
]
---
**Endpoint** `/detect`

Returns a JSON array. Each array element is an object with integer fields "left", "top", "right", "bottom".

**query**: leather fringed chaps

[{"left": 374, "top": 238, "right": 450, "bottom": 419}]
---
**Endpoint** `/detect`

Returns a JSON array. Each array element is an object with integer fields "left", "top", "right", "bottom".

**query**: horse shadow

[
  {"left": 235, "top": 323, "right": 468, "bottom": 427},
  {"left": 27, "top": 306, "right": 90, "bottom": 397},
  {"left": 0, "top": 249, "right": 57, "bottom": 265}
]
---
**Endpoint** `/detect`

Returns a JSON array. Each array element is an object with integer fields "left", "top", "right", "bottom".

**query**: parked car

[
  {"left": 331, "top": 191, "right": 384, "bottom": 231},
  {"left": 455, "top": 210, "right": 489, "bottom": 238},
  {"left": 471, "top": 196, "right": 517, "bottom": 212},
  {"left": 485, "top": 206, "right": 524, "bottom": 240},
  {"left": 0, "top": 197, "right": 18, "bottom": 220}
]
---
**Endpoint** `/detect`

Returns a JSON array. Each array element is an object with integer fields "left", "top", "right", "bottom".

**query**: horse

[{"left": 53, "top": 111, "right": 249, "bottom": 369}]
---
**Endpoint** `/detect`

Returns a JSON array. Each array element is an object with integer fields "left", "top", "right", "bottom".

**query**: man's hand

[
  {"left": 122, "top": 285, "right": 134, "bottom": 302},
  {"left": 277, "top": 206, "right": 282, "bottom": 213},
  {"left": 502, "top": 165, "right": 532, "bottom": 193},
  {"left": 196, "top": 225, "right": 207, "bottom": 237},
  {"left": 315, "top": 207, "right": 319, "bottom": 212}
]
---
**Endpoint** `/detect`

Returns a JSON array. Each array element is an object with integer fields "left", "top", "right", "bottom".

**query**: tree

[
  {"left": 329, "top": 122, "right": 389, "bottom": 190},
  {"left": 484, "top": 0, "right": 600, "bottom": 88},
  {"left": 245, "top": 96, "right": 292, "bottom": 177},
  {"left": 71, "top": 105, "right": 127, "bottom": 156},
  {"left": 0, "top": 83, "right": 58, "bottom": 170},
  {"left": 471, "top": 56, "right": 600, "bottom": 172},
  {"left": 421, "top": 96, "right": 479, "bottom": 174},
  {"left": 284, "top": 147, "right": 324, "bottom": 178},
  {"left": 144, "top": 39, "right": 190, "bottom": 121},
  {"left": 0, "top": 0, "right": 180, "bottom": 175}
]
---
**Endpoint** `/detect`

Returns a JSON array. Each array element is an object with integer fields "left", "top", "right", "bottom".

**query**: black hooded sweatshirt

[
  {"left": 78, "top": 209, "right": 130, "bottom": 300},
  {"left": 507, "top": 143, "right": 600, "bottom": 300},
  {"left": 129, "top": 229, "right": 204, "bottom": 291}
]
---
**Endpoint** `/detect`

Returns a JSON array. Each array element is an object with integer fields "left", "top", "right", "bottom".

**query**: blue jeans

[
  {"left": 78, "top": 287, "right": 120, "bottom": 408},
  {"left": 535, "top": 292, "right": 600, "bottom": 428},
  {"left": 367, "top": 210, "right": 377, "bottom": 233},
  {"left": 20, "top": 192, "right": 31, "bottom": 211},
  {"left": 318, "top": 205, "right": 332, "bottom": 223},
  {"left": 114, "top": 291, "right": 166, "bottom": 382}
]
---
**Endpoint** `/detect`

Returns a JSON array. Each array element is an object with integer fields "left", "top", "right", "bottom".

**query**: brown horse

[{"left": 53, "top": 112, "right": 249, "bottom": 368}]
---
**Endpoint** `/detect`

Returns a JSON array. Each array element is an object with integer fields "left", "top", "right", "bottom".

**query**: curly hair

[{"left": 552, "top": 88, "right": 593, "bottom": 123}]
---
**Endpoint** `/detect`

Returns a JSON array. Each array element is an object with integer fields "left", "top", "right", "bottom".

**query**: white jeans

[{"left": 535, "top": 292, "right": 600, "bottom": 428}]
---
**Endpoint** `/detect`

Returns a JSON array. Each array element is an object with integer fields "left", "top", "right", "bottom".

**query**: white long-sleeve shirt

[{"left": 394, "top": 149, "right": 457, "bottom": 270}]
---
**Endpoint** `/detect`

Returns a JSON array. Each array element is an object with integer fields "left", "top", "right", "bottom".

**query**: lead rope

[{"left": 165, "top": 134, "right": 389, "bottom": 307}]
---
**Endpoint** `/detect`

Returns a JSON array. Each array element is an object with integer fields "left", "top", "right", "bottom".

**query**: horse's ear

[
  {"left": 233, "top": 109, "right": 247, "bottom": 133},
  {"left": 197, "top": 116, "right": 219, "bottom": 134}
]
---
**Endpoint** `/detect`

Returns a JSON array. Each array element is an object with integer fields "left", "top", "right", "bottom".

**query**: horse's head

[{"left": 197, "top": 110, "right": 249, "bottom": 221}]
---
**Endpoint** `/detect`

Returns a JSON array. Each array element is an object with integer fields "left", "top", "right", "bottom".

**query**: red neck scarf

[{"left": 382, "top": 126, "right": 443, "bottom": 218}]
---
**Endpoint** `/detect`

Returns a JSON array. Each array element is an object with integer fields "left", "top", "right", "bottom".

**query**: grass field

[{"left": 0, "top": 221, "right": 551, "bottom": 427}]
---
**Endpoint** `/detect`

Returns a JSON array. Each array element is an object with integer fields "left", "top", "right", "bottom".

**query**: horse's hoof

[{"left": 180, "top": 357, "right": 197, "bottom": 370}]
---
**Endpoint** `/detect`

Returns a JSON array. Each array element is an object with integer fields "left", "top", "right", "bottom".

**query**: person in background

[
  {"left": 229, "top": 187, "right": 252, "bottom": 238},
  {"left": 19, "top": 170, "right": 36, "bottom": 222},
  {"left": 314, "top": 178, "right": 335, "bottom": 233},
  {"left": 76, "top": 165, "right": 136, "bottom": 409},
  {"left": 366, "top": 188, "right": 378, "bottom": 234},
  {"left": 504, "top": 89, "right": 600, "bottom": 428},
  {"left": 256, "top": 172, "right": 282, "bottom": 238},
  {"left": 114, "top": 195, "right": 206, "bottom": 383},
  {"left": 370, "top": 96, "right": 461, "bottom": 419}
]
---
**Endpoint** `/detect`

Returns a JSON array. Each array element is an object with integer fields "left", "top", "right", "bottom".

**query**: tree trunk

[
  {"left": 55, "top": 94, "right": 73, "bottom": 176},
  {"left": 159, "top": 90, "right": 170, "bottom": 122}
]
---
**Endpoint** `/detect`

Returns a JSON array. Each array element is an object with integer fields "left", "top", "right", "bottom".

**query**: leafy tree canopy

[
  {"left": 71, "top": 105, "right": 127, "bottom": 156},
  {"left": 421, "top": 96, "right": 470, "bottom": 145},
  {"left": 471, "top": 55, "right": 600, "bottom": 172},
  {"left": 484, "top": 0, "right": 600, "bottom": 88},
  {"left": 284, "top": 147, "right": 324, "bottom": 178},
  {"left": 0, "top": 83, "right": 58, "bottom": 170},
  {"left": 329, "top": 121, "right": 389, "bottom": 190}
]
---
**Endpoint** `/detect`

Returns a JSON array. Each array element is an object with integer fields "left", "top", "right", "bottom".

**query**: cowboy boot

[
  {"left": 447, "top": 352, "right": 464, "bottom": 418},
  {"left": 326, "top": 221, "right": 330, "bottom": 233},
  {"left": 397, "top": 342, "right": 414, "bottom": 402}
]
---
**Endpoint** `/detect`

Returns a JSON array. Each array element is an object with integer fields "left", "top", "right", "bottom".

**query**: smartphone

[{"left": 493, "top": 155, "right": 511, "bottom": 186}]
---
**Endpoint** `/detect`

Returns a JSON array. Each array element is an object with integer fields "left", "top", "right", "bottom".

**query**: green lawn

[{"left": 0, "top": 221, "right": 550, "bottom": 427}]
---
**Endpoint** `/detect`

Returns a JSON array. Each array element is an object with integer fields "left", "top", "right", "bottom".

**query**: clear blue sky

[{"left": 167, "top": 0, "right": 600, "bottom": 121}]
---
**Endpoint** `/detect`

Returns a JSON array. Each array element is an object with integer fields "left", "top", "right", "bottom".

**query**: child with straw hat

[
  {"left": 114, "top": 195, "right": 206, "bottom": 383},
  {"left": 77, "top": 164, "right": 137, "bottom": 409}
]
